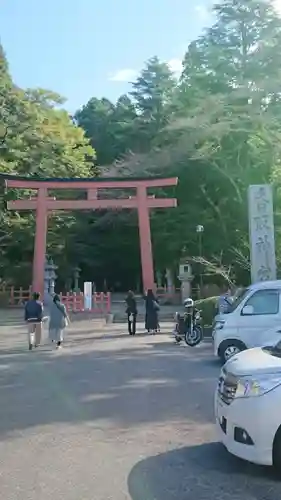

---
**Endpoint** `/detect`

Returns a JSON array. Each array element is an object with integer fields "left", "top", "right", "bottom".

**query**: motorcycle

[{"left": 173, "top": 309, "right": 203, "bottom": 346}]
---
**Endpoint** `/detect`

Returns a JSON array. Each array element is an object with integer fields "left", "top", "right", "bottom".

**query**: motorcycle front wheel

[{"left": 184, "top": 326, "right": 203, "bottom": 347}]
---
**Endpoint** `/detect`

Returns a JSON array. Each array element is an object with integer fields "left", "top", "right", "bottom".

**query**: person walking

[
  {"left": 25, "top": 292, "right": 44, "bottom": 350},
  {"left": 125, "top": 290, "right": 137, "bottom": 335},
  {"left": 48, "top": 294, "right": 70, "bottom": 349},
  {"left": 144, "top": 289, "right": 160, "bottom": 334}
]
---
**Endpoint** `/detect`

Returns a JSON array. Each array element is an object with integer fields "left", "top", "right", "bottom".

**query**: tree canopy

[{"left": 1, "top": 0, "right": 281, "bottom": 291}]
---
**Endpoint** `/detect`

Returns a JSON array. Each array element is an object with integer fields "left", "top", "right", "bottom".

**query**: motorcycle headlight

[{"left": 235, "top": 374, "right": 281, "bottom": 398}]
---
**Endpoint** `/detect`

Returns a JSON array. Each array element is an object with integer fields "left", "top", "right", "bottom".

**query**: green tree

[
  {"left": 160, "top": 0, "right": 281, "bottom": 280},
  {"left": 0, "top": 44, "right": 97, "bottom": 286},
  {"left": 75, "top": 97, "right": 116, "bottom": 165},
  {"left": 1, "top": 87, "right": 96, "bottom": 178},
  {"left": 75, "top": 95, "right": 138, "bottom": 166},
  {"left": 130, "top": 56, "right": 177, "bottom": 151}
]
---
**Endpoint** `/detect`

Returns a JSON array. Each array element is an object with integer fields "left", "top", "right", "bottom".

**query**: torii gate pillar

[
  {"left": 4, "top": 175, "right": 178, "bottom": 294},
  {"left": 137, "top": 185, "right": 155, "bottom": 291},
  {"left": 33, "top": 188, "right": 48, "bottom": 296}
]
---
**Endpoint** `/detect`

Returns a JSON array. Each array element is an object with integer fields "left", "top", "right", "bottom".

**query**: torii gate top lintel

[
  {"left": 3, "top": 173, "right": 178, "bottom": 190},
  {"left": 4, "top": 174, "right": 178, "bottom": 211}
]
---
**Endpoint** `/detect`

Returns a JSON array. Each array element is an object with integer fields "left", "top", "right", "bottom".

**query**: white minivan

[{"left": 213, "top": 280, "right": 281, "bottom": 363}]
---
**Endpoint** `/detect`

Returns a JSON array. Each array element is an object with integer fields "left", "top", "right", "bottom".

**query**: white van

[
  {"left": 215, "top": 343, "right": 281, "bottom": 470},
  {"left": 213, "top": 280, "right": 281, "bottom": 363}
]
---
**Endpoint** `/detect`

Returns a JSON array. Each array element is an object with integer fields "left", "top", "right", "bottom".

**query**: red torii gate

[{"left": 4, "top": 175, "right": 178, "bottom": 295}]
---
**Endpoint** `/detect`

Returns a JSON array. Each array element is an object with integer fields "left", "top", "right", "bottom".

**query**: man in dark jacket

[
  {"left": 25, "top": 292, "right": 44, "bottom": 350},
  {"left": 125, "top": 290, "right": 138, "bottom": 335}
]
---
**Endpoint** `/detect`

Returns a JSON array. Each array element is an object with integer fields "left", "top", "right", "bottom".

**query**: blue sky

[{"left": 1, "top": 0, "right": 214, "bottom": 112}]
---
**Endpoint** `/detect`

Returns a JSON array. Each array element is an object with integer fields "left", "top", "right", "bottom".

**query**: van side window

[{"left": 242, "top": 289, "right": 279, "bottom": 315}]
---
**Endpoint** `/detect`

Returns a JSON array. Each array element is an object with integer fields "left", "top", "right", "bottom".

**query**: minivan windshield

[{"left": 224, "top": 287, "right": 249, "bottom": 314}]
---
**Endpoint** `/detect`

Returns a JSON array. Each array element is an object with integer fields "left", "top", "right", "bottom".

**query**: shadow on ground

[
  {"left": 0, "top": 335, "right": 218, "bottom": 440},
  {"left": 128, "top": 442, "right": 280, "bottom": 500}
]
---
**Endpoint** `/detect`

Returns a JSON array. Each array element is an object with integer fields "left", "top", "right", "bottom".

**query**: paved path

[{"left": 0, "top": 321, "right": 280, "bottom": 500}]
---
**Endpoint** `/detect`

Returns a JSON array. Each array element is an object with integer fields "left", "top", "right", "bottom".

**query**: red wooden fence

[
  {"left": 0, "top": 285, "right": 32, "bottom": 305},
  {"left": 0, "top": 285, "right": 111, "bottom": 313},
  {"left": 59, "top": 292, "right": 111, "bottom": 313}
]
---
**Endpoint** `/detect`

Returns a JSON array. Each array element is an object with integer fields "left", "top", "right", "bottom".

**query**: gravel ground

[{"left": 0, "top": 321, "right": 280, "bottom": 500}]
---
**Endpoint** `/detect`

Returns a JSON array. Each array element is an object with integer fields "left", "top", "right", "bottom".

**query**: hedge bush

[{"left": 195, "top": 296, "right": 218, "bottom": 326}]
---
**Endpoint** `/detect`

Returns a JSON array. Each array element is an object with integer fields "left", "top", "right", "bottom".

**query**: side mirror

[{"left": 241, "top": 305, "right": 254, "bottom": 316}]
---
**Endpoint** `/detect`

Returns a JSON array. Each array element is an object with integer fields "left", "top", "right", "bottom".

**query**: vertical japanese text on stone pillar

[{"left": 248, "top": 185, "right": 276, "bottom": 283}]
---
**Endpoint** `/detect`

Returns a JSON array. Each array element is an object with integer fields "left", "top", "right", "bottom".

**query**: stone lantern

[
  {"left": 156, "top": 270, "right": 162, "bottom": 289},
  {"left": 48, "top": 258, "right": 58, "bottom": 295},
  {"left": 178, "top": 260, "right": 193, "bottom": 304},
  {"left": 73, "top": 266, "right": 81, "bottom": 293},
  {"left": 44, "top": 259, "right": 51, "bottom": 298},
  {"left": 165, "top": 268, "right": 174, "bottom": 295},
  {"left": 44, "top": 257, "right": 58, "bottom": 302}
]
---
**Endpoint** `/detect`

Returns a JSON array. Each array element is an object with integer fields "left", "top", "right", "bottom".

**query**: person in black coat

[
  {"left": 125, "top": 290, "right": 138, "bottom": 335},
  {"left": 144, "top": 289, "right": 160, "bottom": 334}
]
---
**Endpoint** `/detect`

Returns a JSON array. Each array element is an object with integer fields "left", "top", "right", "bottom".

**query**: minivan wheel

[
  {"left": 219, "top": 340, "right": 246, "bottom": 364},
  {"left": 273, "top": 427, "right": 281, "bottom": 475}
]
